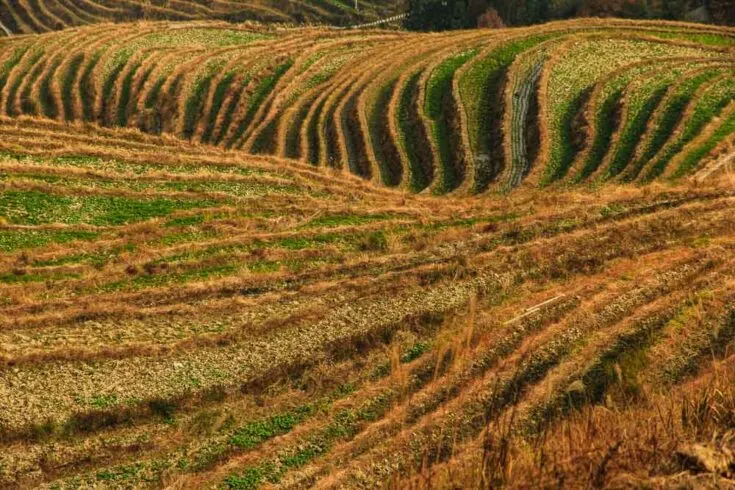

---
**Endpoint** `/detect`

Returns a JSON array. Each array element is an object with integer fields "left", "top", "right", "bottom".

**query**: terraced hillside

[
  {"left": 0, "top": 18, "right": 735, "bottom": 490},
  {"left": 0, "top": 0, "right": 401, "bottom": 34},
  {"left": 0, "top": 19, "right": 733, "bottom": 195},
  {"left": 0, "top": 116, "right": 734, "bottom": 489}
]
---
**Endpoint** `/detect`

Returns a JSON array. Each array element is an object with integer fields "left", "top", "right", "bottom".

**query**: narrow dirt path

[{"left": 343, "top": 13, "right": 408, "bottom": 30}]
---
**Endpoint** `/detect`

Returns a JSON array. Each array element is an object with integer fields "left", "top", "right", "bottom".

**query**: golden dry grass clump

[{"left": 0, "top": 16, "right": 733, "bottom": 490}]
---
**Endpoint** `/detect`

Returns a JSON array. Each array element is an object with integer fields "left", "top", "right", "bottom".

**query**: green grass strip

[
  {"left": 604, "top": 87, "right": 667, "bottom": 178},
  {"left": 624, "top": 69, "right": 721, "bottom": 181},
  {"left": 0, "top": 229, "right": 99, "bottom": 253},
  {"left": 425, "top": 49, "right": 477, "bottom": 193},
  {"left": 397, "top": 71, "right": 430, "bottom": 192},
  {"left": 645, "top": 77, "right": 735, "bottom": 180},
  {"left": 0, "top": 190, "right": 218, "bottom": 226},
  {"left": 670, "top": 110, "right": 735, "bottom": 179},
  {"left": 460, "top": 35, "right": 553, "bottom": 191},
  {"left": 228, "top": 60, "right": 293, "bottom": 148}
]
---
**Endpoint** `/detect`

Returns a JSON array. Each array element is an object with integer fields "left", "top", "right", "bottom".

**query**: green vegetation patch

[
  {"left": 202, "top": 71, "right": 238, "bottom": 143},
  {"left": 0, "top": 45, "right": 29, "bottom": 94},
  {"left": 140, "top": 29, "right": 273, "bottom": 48},
  {"left": 228, "top": 60, "right": 294, "bottom": 148},
  {"left": 671, "top": 110, "right": 735, "bottom": 178},
  {"left": 425, "top": 48, "right": 478, "bottom": 193},
  {"left": 32, "top": 243, "right": 137, "bottom": 268},
  {"left": 223, "top": 389, "right": 399, "bottom": 489},
  {"left": 100, "top": 264, "right": 238, "bottom": 293},
  {"left": 0, "top": 190, "right": 219, "bottom": 226},
  {"left": 0, "top": 270, "right": 80, "bottom": 284},
  {"left": 460, "top": 35, "right": 553, "bottom": 190},
  {"left": 229, "top": 406, "right": 314, "bottom": 450},
  {"left": 302, "top": 213, "right": 397, "bottom": 228},
  {"left": 624, "top": 69, "right": 722, "bottom": 181},
  {"left": 398, "top": 71, "right": 431, "bottom": 192},
  {"left": 0, "top": 229, "right": 99, "bottom": 253},
  {"left": 645, "top": 76, "right": 735, "bottom": 180},
  {"left": 648, "top": 31, "right": 735, "bottom": 47},
  {"left": 0, "top": 152, "right": 270, "bottom": 179}
]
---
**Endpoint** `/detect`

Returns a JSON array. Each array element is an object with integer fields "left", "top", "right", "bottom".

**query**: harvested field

[{"left": 0, "top": 15, "right": 734, "bottom": 490}]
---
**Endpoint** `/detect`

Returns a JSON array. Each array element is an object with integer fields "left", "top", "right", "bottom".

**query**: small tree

[{"left": 477, "top": 7, "right": 506, "bottom": 27}]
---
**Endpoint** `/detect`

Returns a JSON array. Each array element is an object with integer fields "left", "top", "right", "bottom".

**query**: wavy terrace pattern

[
  {"left": 0, "top": 20, "right": 733, "bottom": 195},
  {"left": 0, "top": 0, "right": 400, "bottom": 33},
  {"left": 0, "top": 16, "right": 734, "bottom": 490}
]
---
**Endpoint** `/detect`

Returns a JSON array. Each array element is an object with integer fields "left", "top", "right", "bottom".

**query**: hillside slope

[
  {"left": 0, "top": 19, "right": 733, "bottom": 194},
  {"left": 0, "top": 0, "right": 402, "bottom": 34},
  {"left": 0, "top": 116, "right": 734, "bottom": 489}
]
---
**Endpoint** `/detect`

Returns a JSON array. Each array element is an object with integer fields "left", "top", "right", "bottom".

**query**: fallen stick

[
  {"left": 0, "top": 20, "right": 11, "bottom": 37},
  {"left": 696, "top": 150, "right": 735, "bottom": 182},
  {"left": 504, "top": 294, "right": 566, "bottom": 325}
]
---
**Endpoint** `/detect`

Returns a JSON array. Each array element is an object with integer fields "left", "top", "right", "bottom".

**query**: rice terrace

[{"left": 0, "top": 0, "right": 734, "bottom": 488}]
